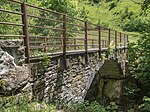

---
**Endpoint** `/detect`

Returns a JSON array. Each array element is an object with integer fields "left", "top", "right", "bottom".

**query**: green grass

[{"left": 76, "top": 0, "right": 145, "bottom": 43}]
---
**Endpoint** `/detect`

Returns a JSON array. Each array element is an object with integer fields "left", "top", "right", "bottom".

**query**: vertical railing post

[
  {"left": 124, "top": 34, "right": 126, "bottom": 53},
  {"left": 44, "top": 37, "right": 48, "bottom": 52},
  {"left": 115, "top": 31, "right": 117, "bottom": 50},
  {"left": 74, "top": 38, "right": 76, "bottom": 50},
  {"left": 84, "top": 21, "right": 88, "bottom": 64},
  {"left": 63, "top": 14, "right": 67, "bottom": 69},
  {"left": 119, "top": 32, "right": 122, "bottom": 53},
  {"left": 21, "top": 3, "right": 30, "bottom": 63},
  {"left": 92, "top": 40, "right": 94, "bottom": 48},
  {"left": 120, "top": 32, "right": 122, "bottom": 48},
  {"left": 115, "top": 31, "right": 117, "bottom": 58},
  {"left": 127, "top": 35, "right": 129, "bottom": 44},
  {"left": 98, "top": 26, "right": 101, "bottom": 58},
  {"left": 108, "top": 29, "right": 111, "bottom": 46}
]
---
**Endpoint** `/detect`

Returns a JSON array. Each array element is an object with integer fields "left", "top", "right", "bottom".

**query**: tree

[
  {"left": 127, "top": 19, "right": 150, "bottom": 111},
  {"left": 141, "top": 0, "right": 150, "bottom": 11},
  {"left": 40, "top": 0, "right": 79, "bottom": 16}
]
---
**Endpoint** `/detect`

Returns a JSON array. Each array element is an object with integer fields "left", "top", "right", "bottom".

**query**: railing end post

[
  {"left": 21, "top": 2, "right": 30, "bottom": 63},
  {"left": 98, "top": 26, "right": 101, "bottom": 59},
  {"left": 63, "top": 14, "right": 67, "bottom": 69},
  {"left": 84, "top": 21, "right": 88, "bottom": 64}
]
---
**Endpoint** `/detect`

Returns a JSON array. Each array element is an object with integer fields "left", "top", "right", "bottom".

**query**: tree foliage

[
  {"left": 141, "top": 0, "right": 150, "bottom": 11},
  {"left": 127, "top": 19, "right": 150, "bottom": 110},
  {"left": 129, "top": 29, "right": 150, "bottom": 87},
  {"left": 40, "top": 0, "right": 79, "bottom": 16}
]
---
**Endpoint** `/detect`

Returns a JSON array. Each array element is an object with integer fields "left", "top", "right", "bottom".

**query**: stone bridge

[
  {"left": 0, "top": 40, "right": 127, "bottom": 107},
  {"left": 0, "top": 1, "right": 128, "bottom": 106},
  {"left": 30, "top": 48, "right": 127, "bottom": 105}
]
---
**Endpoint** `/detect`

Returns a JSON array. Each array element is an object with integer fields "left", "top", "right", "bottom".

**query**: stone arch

[{"left": 85, "top": 59, "right": 125, "bottom": 105}]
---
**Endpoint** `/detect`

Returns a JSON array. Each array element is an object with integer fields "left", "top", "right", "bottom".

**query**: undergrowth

[{"left": 0, "top": 93, "right": 120, "bottom": 112}]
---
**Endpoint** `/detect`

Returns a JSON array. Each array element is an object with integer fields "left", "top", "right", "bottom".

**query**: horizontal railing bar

[
  {"left": 0, "top": 9, "right": 23, "bottom": 15},
  {"left": 88, "top": 39, "right": 98, "bottom": 41},
  {"left": 30, "top": 45, "right": 63, "bottom": 49},
  {"left": 101, "top": 35, "right": 108, "bottom": 38},
  {"left": 29, "top": 35, "right": 64, "bottom": 39},
  {"left": 29, "top": 41, "right": 46, "bottom": 44},
  {"left": 66, "top": 44, "right": 85, "bottom": 46},
  {"left": 67, "top": 30, "right": 85, "bottom": 34},
  {"left": 28, "top": 25, "right": 64, "bottom": 31},
  {"left": 67, "top": 38, "right": 85, "bottom": 40},
  {"left": 29, "top": 40, "right": 47, "bottom": 44},
  {"left": 27, "top": 14, "right": 64, "bottom": 23},
  {"left": 101, "top": 30, "right": 108, "bottom": 33},
  {"left": 26, "top": 4, "right": 64, "bottom": 16},
  {"left": 0, "top": 22, "right": 24, "bottom": 26},
  {"left": 88, "top": 44, "right": 99, "bottom": 46},
  {"left": 101, "top": 40, "right": 108, "bottom": 41},
  {"left": 30, "top": 52, "right": 64, "bottom": 59},
  {"left": 0, "top": 34, "right": 24, "bottom": 37},
  {"left": 66, "top": 22, "right": 84, "bottom": 28},
  {"left": 87, "top": 33, "right": 99, "bottom": 36}
]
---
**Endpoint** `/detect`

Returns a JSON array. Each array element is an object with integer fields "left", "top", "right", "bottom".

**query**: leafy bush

[
  {"left": 0, "top": 93, "right": 57, "bottom": 112},
  {"left": 64, "top": 101, "right": 107, "bottom": 112},
  {"left": 40, "top": 0, "right": 79, "bottom": 16},
  {"left": 106, "top": 102, "right": 119, "bottom": 112},
  {"left": 139, "top": 96, "right": 150, "bottom": 112},
  {"left": 127, "top": 19, "right": 150, "bottom": 111},
  {"left": 121, "top": 17, "right": 149, "bottom": 32},
  {"left": 128, "top": 23, "right": 150, "bottom": 87},
  {"left": 109, "top": 1, "right": 117, "bottom": 10}
]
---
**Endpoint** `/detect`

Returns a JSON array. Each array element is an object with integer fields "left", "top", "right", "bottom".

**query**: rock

[
  {"left": 0, "top": 49, "right": 29, "bottom": 95},
  {"left": 0, "top": 50, "right": 16, "bottom": 75},
  {"left": 99, "top": 60, "right": 123, "bottom": 79},
  {"left": 22, "top": 82, "right": 33, "bottom": 93},
  {"left": 0, "top": 40, "right": 22, "bottom": 48},
  {"left": 104, "top": 80, "right": 123, "bottom": 102},
  {"left": 0, "top": 40, "right": 24, "bottom": 63}
]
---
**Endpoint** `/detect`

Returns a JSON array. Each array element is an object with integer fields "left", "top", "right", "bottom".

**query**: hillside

[{"left": 75, "top": 0, "right": 149, "bottom": 42}]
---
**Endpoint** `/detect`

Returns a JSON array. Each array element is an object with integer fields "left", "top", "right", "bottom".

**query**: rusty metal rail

[{"left": 0, "top": 0, "right": 128, "bottom": 68}]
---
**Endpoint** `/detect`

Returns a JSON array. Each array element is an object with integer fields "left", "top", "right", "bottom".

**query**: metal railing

[{"left": 0, "top": 0, "right": 128, "bottom": 68}]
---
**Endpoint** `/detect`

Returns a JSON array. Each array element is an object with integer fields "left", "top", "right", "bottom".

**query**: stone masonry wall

[{"left": 30, "top": 53, "right": 105, "bottom": 104}]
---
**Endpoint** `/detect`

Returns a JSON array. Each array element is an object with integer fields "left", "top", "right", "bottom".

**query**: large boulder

[
  {"left": 0, "top": 39, "right": 24, "bottom": 63},
  {"left": 0, "top": 48, "right": 30, "bottom": 95}
]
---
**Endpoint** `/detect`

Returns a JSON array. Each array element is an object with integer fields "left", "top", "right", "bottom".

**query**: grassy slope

[{"left": 77, "top": 0, "right": 143, "bottom": 42}]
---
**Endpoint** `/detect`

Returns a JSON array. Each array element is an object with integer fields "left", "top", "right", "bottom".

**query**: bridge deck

[{"left": 30, "top": 47, "right": 127, "bottom": 62}]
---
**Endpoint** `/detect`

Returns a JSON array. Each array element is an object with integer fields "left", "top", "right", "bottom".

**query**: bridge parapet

[{"left": 0, "top": 0, "right": 128, "bottom": 67}]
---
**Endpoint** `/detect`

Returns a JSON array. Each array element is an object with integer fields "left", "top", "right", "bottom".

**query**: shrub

[
  {"left": 139, "top": 96, "right": 150, "bottom": 112},
  {"left": 64, "top": 101, "right": 107, "bottom": 112}
]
